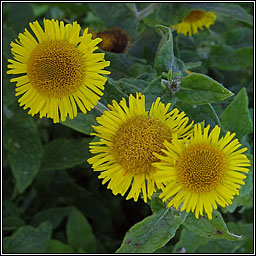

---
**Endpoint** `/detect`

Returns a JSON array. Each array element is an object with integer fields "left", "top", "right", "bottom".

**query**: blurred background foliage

[{"left": 2, "top": 2, "right": 253, "bottom": 254}]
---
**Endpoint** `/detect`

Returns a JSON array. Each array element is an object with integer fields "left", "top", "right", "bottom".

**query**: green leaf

[
  {"left": 89, "top": 3, "right": 139, "bottom": 38},
  {"left": 208, "top": 45, "right": 253, "bottom": 71},
  {"left": 3, "top": 221, "right": 52, "bottom": 253},
  {"left": 154, "top": 25, "right": 175, "bottom": 75},
  {"left": 157, "top": 3, "right": 191, "bottom": 25},
  {"left": 176, "top": 73, "right": 233, "bottom": 105},
  {"left": 142, "top": 6, "right": 162, "bottom": 27},
  {"left": 108, "top": 77, "right": 149, "bottom": 96},
  {"left": 176, "top": 102, "right": 221, "bottom": 127},
  {"left": 3, "top": 200, "right": 20, "bottom": 217},
  {"left": 221, "top": 27, "right": 253, "bottom": 49},
  {"left": 142, "top": 76, "right": 177, "bottom": 110},
  {"left": 3, "top": 25, "right": 17, "bottom": 107},
  {"left": 175, "top": 222, "right": 253, "bottom": 254},
  {"left": 184, "top": 61, "right": 202, "bottom": 70},
  {"left": 130, "top": 63, "right": 154, "bottom": 78},
  {"left": 127, "top": 27, "right": 161, "bottom": 65},
  {"left": 150, "top": 193, "right": 167, "bottom": 213},
  {"left": 77, "top": 248, "right": 87, "bottom": 253},
  {"left": 61, "top": 112, "right": 95, "bottom": 135},
  {"left": 3, "top": 109, "right": 43, "bottom": 193},
  {"left": 5, "top": 3, "right": 34, "bottom": 34},
  {"left": 3, "top": 216, "right": 25, "bottom": 231},
  {"left": 116, "top": 208, "right": 187, "bottom": 253},
  {"left": 184, "top": 210, "right": 241, "bottom": 241},
  {"left": 195, "top": 222, "right": 253, "bottom": 253},
  {"left": 173, "top": 226, "right": 210, "bottom": 253},
  {"left": 104, "top": 51, "right": 147, "bottom": 79},
  {"left": 31, "top": 3, "right": 49, "bottom": 18},
  {"left": 42, "top": 171, "right": 111, "bottom": 224},
  {"left": 221, "top": 87, "right": 253, "bottom": 140},
  {"left": 154, "top": 22, "right": 195, "bottom": 75},
  {"left": 226, "top": 222, "right": 253, "bottom": 253},
  {"left": 154, "top": 244, "right": 174, "bottom": 254},
  {"left": 41, "top": 138, "right": 90, "bottom": 171},
  {"left": 32, "top": 206, "right": 71, "bottom": 229},
  {"left": 101, "top": 77, "right": 128, "bottom": 105},
  {"left": 187, "top": 3, "right": 253, "bottom": 25},
  {"left": 66, "top": 207, "right": 96, "bottom": 253},
  {"left": 45, "top": 239, "right": 75, "bottom": 253}
]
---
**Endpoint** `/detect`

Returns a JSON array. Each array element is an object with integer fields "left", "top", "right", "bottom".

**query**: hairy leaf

[
  {"left": 184, "top": 211, "right": 242, "bottom": 241},
  {"left": 176, "top": 73, "right": 233, "bottom": 105},
  {"left": 221, "top": 87, "right": 253, "bottom": 140},
  {"left": 116, "top": 208, "right": 187, "bottom": 253}
]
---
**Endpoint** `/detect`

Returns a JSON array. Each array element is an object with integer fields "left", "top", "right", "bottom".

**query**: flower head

[
  {"left": 88, "top": 93, "right": 193, "bottom": 203},
  {"left": 93, "top": 28, "right": 130, "bottom": 53},
  {"left": 7, "top": 19, "right": 110, "bottom": 123},
  {"left": 153, "top": 124, "right": 250, "bottom": 219},
  {"left": 171, "top": 10, "right": 216, "bottom": 36}
]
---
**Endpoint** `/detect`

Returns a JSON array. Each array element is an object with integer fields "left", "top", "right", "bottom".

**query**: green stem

[
  {"left": 126, "top": 3, "right": 157, "bottom": 20},
  {"left": 126, "top": 3, "right": 139, "bottom": 18},
  {"left": 137, "top": 3, "right": 157, "bottom": 20}
]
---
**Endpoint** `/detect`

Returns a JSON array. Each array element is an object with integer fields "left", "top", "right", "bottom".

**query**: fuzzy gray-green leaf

[
  {"left": 176, "top": 73, "right": 233, "bottom": 105},
  {"left": 116, "top": 208, "right": 187, "bottom": 253}
]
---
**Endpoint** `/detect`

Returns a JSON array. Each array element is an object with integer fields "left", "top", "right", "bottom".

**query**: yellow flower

[
  {"left": 88, "top": 93, "right": 193, "bottom": 203},
  {"left": 153, "top": 124, "right": 250, "bottom": 219},
  {"left": 171, "top": 10, "right": 216, "bottom": 36},
  {"left": 7, "top": 19, "right": 110, "bottom": 123},
  {"left": 185, "top": 69, "right": 193, "bottom": 75}
]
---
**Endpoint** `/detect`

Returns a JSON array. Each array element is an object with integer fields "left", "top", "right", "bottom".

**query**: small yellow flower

[
  {"left": 171, "top": 10, "right": 216, "bottom": 36},
  {"left": 88, "top": 93, "right": 193, "bottom": 203},
  {"left": 185, "top": 69, "right": 193, "bottom": 75},
  {"left": 153, "top": 124, "right": 250, "bottom": 219},
  {"left": 7, "top": 19, "right": 110, "bottom": 123}
]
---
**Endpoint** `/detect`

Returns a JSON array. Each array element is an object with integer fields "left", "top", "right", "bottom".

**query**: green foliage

[
  {"left": 176, "top": 102, "right": 221, "bottom": 128},
  {"left": 208, "top": 45, "right": 253, "bottom": 71},
  {"left": 4, "top": 108, "right": 43, "bottom": 194},
  {"left": 173, "top": 222, "right": 253, "bottom": 253},
  {"left": 41, "top": 138, "right": 91, "bottom": 170},
  {"left": 186, "top": 3, "right": 253, "bottom": 25},
  {"left": 157, "top": 3, "right": 191, "bottom": 25},
  {"left": 89, "top": 3, "right": 139, "bottom": 37},
  {"left": 184, "top": 211, "right": 241, "bottom": 240},
  {"left": 221, "top": 87, "right": 253, "bottom": 140},
  {"left": 176, "top": 73, "right": 233, "bottom": 105},
  {"left": 154, "top": 25, "right": 185, "bottom": 75},
  {"left": 116, "top": 208, "right": 187, "bottom": 253},
  {"left": 60, "top": 112, "right": 95, "bottom": 135},
  {"left": 195, "top": 222, "right": 253, "bottom": 253},
  {"left": 3, "top": 222, "right": 52, "bottom": 253},
  {"left": 32, "top": 207, "right": 72, "bottom": 229},
  {"left": 3, "top": 2, "right": 253, "bottom": 254},
  {"left": 45, "top": 239, "right": 75, "bottom": 253},
  {"left": 66, "top": 207, "right": 96, "bottom": 253},
  {"left": 4, "top": 3, "right": 34, "bottom": 33}
]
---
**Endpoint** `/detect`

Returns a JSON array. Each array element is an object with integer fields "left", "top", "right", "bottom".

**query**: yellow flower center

[
  {"left": 27, "top": 40, "right": 85, "bottom": 97},
  {"left": 176, "top": 143, "right": 226, "bottom": 193},
  {"left": 112, "top": 116, "right": 172, "bottom": 175},
  {"left": 184, "top": 10, "right": 206, "bottom": 22}
]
